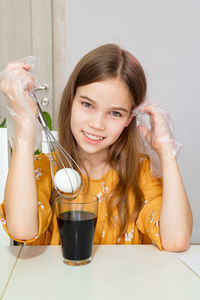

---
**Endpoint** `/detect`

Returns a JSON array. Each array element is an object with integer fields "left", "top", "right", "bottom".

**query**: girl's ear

[{"left": 124, "top": 112, "right": 134, "bottom": 127}]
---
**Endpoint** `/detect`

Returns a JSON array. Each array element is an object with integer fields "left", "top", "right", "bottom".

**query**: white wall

[{"left": 65, "top": 0, "right": 200, "bottom": 243}]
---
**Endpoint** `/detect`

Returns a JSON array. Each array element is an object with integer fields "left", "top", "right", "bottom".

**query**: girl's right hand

[
  {"left": 0, "top": 60, "right": 38, "bottom": 121},
  {"left": 0, "top": 58, "right": 42, "bottom": 152}
]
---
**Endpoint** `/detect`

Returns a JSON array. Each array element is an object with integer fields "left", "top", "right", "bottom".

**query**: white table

[
  {"left": 1, "top": 245, "right": 200, "bottom": 300},
  {"left": 0, "top": 246, "right": 21, "bottom": 298}
]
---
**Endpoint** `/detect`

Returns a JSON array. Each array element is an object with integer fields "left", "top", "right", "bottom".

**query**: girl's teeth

[{"left": 84, "top": 131, "right": 103, "bottom": 140}]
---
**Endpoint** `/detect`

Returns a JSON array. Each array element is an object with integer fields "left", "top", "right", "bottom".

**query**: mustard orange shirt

[{"left": 0, "top": 153, "right": 163, "bottom": 249}]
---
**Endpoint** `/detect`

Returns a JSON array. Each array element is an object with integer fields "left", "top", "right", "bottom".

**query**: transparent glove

[
  {"left": 0, "top": 56, "right": 42, "bottom": 152},
  {"left": 133, "top": 101, "right": 181, "bottom": 177}
]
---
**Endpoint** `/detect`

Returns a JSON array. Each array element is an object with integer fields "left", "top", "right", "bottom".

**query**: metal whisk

[{"left": 30, "top": 85, "right": 84, "bottom": 199}]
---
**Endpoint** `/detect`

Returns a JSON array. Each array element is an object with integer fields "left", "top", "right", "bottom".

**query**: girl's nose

[{"left": 88, "top": 113, "right": 105, "bottom": 130}]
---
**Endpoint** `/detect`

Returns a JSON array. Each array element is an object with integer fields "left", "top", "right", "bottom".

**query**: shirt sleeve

[
  {"left": 0, "top": 153, "right": 53, "bottom": 244},
  {"left": 136, "top": 157, "right": 164, "bottom": 250}
]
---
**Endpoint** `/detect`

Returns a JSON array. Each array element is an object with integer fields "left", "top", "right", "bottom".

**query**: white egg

[{"left": 54, "top": 168, "right": 81, "bottom": 193}]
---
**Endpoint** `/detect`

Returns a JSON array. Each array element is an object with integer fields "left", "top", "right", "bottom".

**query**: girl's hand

[
  {"left": 0, "top": 60, "right": 38, "bottom": 120},
  {"left": 133, "top": 101, "right": 181, "bottom": 174},
  {"left": 0, "top": 57, "right": 41, "bottom": 152}
]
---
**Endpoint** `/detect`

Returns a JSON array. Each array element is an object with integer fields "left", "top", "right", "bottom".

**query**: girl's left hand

[{"left": 133, "top": 101, "right": 181, "bottom": 162}]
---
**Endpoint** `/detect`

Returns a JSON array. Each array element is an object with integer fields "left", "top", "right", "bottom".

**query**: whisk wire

[
  {"left": 31, "top": 89, "right": 84, "bottom": 200},
  {"left": 45, "top": 128, "right": 84, "bottom": 199}
]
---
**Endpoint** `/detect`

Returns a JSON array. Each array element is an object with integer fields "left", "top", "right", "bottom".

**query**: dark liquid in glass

[{"left": 57, "top": 211, "right": 97, "bottom": 261}]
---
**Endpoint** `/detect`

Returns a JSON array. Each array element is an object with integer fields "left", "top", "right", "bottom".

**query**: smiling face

[{"left": 70, "top": 77, "right": 134, "bottom": 163}]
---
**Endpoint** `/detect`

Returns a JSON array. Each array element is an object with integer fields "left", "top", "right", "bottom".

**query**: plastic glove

[
  {"left": 133, "top": 101, "right": 181, "bottom": 177},
  {"left": 0, "top": 56, "right": 42, "bottom": 152}
]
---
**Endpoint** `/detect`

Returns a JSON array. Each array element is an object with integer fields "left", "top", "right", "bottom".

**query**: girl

[{"left": 0, "top": 44, "right": 193, "bottom": 251}]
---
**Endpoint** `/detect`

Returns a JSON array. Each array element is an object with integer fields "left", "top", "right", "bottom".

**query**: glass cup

[{"left": 55, "top": 193, "right": 99, "bottom": 266}]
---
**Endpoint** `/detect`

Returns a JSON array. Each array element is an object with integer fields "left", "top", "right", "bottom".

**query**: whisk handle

[
  {"left": 36, "top": 102, "right": 48, "bottom": 128},
  {"left": 30, "top": 91, "right": 48, "bottom": 129}
]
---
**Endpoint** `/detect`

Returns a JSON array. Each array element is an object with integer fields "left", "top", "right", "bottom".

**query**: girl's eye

[
  {"left": 110, "top": 111, "right": 121, "bottom": 117},
  {"left": 82, "top": 102, "right": 93, "bottom": 109}
]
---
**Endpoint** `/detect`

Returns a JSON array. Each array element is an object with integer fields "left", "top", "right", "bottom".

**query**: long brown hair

[{"left": 58, "top": 44, "right": 147, "bottom": 237}]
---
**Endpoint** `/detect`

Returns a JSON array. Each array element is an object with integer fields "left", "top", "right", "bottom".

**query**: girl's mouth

[{"left": 82, "top": 130, "right": 105, "bottom": 141}]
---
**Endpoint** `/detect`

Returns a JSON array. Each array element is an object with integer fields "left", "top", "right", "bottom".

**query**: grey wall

[{"left": 65, "top": 0, "right": 200, "bottom": 243}]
